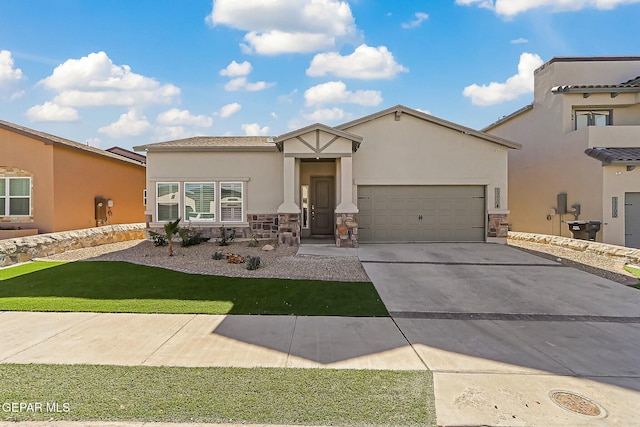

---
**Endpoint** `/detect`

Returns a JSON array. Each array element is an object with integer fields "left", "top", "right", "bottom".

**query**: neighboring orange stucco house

[{"left": 0, "top": 120, "right": 146, "bottom": 234}]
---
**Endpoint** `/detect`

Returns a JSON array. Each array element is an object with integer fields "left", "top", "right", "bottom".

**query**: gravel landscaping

[
  {"left": 39, "top": 237, "right": 640, "bottom": 286},
  {"left": 508, "top": 240, "right": 640, "bottom": 286},
  {"left": 43, "top": 239, "right": 370, "bottom": 282}
]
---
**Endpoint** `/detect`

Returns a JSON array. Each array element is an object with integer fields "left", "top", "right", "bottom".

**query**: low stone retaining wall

[
  {"left": 508, "top": 231, "right": 640, "bottom": 265},
  {"left": 0, "top": 223, "right": 146, "bottom": 267}
]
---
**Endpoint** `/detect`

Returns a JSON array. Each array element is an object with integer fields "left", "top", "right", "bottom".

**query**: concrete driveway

[{"left": 359, "top": 243, "right": 640, "bottom": 427}]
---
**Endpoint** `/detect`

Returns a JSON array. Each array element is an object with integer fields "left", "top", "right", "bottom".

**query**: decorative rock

[{"left": 262, "top": 244, "right": 275, "bottom": 251}]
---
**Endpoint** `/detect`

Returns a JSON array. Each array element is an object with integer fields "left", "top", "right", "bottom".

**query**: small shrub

[
  {"left": 246, "top": 255, "right": 261, "bottom": 270},
  {"left": 178, "top": 226, "right": 208, "bottom": 247},
  {"left": 226, "top": 253, "right": 245, "bottom": 264},
  {"left": 216, "top": 227, "right": 236, "bottom": 246},
  {"left": 212, "top": 251, "right": 225, "bottom": 260},
  {"left": 248, "top": 234, "right": 260, "bottom": 247},
  {"left": 149, "top": 231, "right": 168, "bottom": 247}
]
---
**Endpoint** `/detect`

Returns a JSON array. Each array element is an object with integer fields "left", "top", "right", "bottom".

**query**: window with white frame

[
  {"left": 575, "top": 110, "right": 612, "bottom": 130},
  {"left": 220, "top": 182, "right": 243, "bottom": 222},
  {"left": 156, "top": 182, "right": 179, "bottom": 221},
  {"left": 0, "top": 177, "right": 31, "bottom": 216},
  {"left": 185, "top": 182, "right": 215, "bottom": 221}
]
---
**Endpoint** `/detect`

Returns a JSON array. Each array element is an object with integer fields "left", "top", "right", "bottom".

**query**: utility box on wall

[{"left": 95, "top": 197, "right": 107, "bottom": 226}]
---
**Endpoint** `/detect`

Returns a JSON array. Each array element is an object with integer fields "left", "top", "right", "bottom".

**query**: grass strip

[
  {"left": 0, "top": 261, "right": 388, "bottom": 317},
  {"left": 0, "top": 364, "right": 435, "bottom": 426},
  {"left": 623, "top": 265, "right": 640, "bottom": 279},
  {"left": 0, "top": 261, "right": 67, "bottom": 281}
]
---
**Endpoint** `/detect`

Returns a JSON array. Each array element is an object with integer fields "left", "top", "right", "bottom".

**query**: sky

[{"left": 1, "top": 0, "right": 639, "bottom": 151}]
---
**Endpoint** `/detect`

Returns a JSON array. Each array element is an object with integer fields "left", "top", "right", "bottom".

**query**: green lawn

[
  {"left": 623, "top": 265, "right": 640, "bottom": 289},
  {"left": 0, "top": 261, "right": 388, "bottom": 316},
  {"left": 0, "top": 364, "right": 435, "bottom": 426},
  {"left": 0, "top": 261, "right": 67, "bottom": 280}
]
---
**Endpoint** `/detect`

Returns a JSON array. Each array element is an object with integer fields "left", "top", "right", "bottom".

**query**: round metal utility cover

[{"left": 549, "top": 391, "right": 605, "bottom": 418}]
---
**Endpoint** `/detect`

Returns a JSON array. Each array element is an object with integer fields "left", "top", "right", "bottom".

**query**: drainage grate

[
  {"left": 549, "top": 391, "right": 605, "bottom": 417},
  {"left": 390, "top": 311, "right": 640, "bottom": 323}
]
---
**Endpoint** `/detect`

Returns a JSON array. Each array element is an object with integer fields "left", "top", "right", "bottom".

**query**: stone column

[
  {"left": 277, "top": 156, "right": 301, "bottom": 245},
  {"left": 334, "top": 156, "right": 358, "bottom": 247}
]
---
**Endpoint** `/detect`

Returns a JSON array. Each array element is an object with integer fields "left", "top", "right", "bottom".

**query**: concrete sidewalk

[{"left": 0, "top": 311, "right": 424, "bottom": 370}]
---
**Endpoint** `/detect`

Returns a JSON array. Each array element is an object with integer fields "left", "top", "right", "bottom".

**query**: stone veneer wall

[
  {"left": 278, "top": 213, "right": 300, "bottom": 246},
  {"left": 336, "top": 213, "right": 358, "bottom": 248},
  {"left": 508, "top": 231, "right": 640, "bottom": 265},
  {"left": 249, "top": 214, "right": 279, "bottom": 239},
  {"left": 0, "top": 223, "right": 146, "bottom": 267},
  {"left": 488, "top": 214, "right": 509, "bottom": 238},
  {"left": 147, "top": 214, "right": 279, "bottom": 240}
]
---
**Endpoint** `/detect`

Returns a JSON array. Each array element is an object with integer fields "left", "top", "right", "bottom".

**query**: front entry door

[{"left": 310, "top": 176, "right": 334, "bottom": 235}]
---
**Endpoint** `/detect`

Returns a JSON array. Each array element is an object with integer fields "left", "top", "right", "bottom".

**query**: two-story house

[{"left": 484, "top": 57, "right": 640, "bottom": 248}]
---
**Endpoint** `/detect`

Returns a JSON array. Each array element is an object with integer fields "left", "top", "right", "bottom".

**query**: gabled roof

[
  {"left": 337, "top": 105, "right": 522, "bottom": 150},
  {"left": 585, "top": 147, "right": 640, "bottom": 166},
  {"left": 106, "top": 146, "right": 147, "bottom": 164},
  {"left": 134, "top": 136, "right": 279, "bottom": 152},
  {"left": 273, "top": 123, "right": 363, "bottom": 152},
  {"left": 482, "top": 104, "right": 534, "bottom": 132},
  {"left": 0, "top": 119, "right": 144, "bottom": 167}
]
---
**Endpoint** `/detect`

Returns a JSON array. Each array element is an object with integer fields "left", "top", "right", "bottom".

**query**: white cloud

[
  {"left": 511, "top": 37, "right": 529, "bottom": 44},
  {"left": 26, "top": 102, "right": 79, "bottom": 122},
  {"left": 155, "top": 126, "right": 195, "bottom": 142},
  {"left": 219, "top": 60, "right": 252, "bottom": 77},
  {"left": 456, "top": 0, "right": 640, "bottom": 16},
  {"left": 39, "top": 51, "right": 180, "bottom": 107},
  {"left": 463, "top": 52, "right": 543, "bottom": 106},
  {"left": 223, "top": 77, "right": 275, "bottom": 92},
  {"left": 241, "top": 123, "right": 270, "bottom": 136},
  {"left": 304, "top": 81, "right": 382, "bottom": 107},
  {"left": 98, "top": 109, "right": 152, "bottom": 138},
  {"left": 0, "top": 50, "right": 24, "bottom": 100},
  {"left": 270, "top": 111, "right": 278, "bottom": 119},
  {"left": 86, "top": 137, "right": 101, "bottom": 147},
  {"left": 415, "top": 108, "right": 432, "bottom": 115},
  {"left": 207, "top": 0, "right": 358, "bottom": 55},
  {"left": 307, "top": 44, "right": 408, "bottom": 80},
  {"left": 156, "top": 108, "right": 212, "bottom": 127},
  {"left": 219, "top": 102, "right": 242, "bottom": 118},
  {"left": 303, "top": 108, "right": 348, "bottom": 122},
  {"left": 401, "top": 12, "right": 429, "bottom": 29}
]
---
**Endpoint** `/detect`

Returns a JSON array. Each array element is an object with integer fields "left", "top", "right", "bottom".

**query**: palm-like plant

[{"left": 163, "top": 218, "right": 181, "bottom": 256}]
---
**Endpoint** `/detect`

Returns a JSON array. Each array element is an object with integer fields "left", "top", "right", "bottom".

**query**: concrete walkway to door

[{"left": 359, "top": 243, "right": 640, "bottom": 426}]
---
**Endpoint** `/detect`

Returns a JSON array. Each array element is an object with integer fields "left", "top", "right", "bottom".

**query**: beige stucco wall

[
  {"left": 344, "top": 112, "right": 510, "bottom": 214},
  {"left": 145, "top": 150, "right": 283, "bottom": 223},
  {"left": 0, "top": 127, "right": 55, "bottom": 232},
  {"left": 51, "top": 146, "right": 146, "bottom": 232},
  {"left": 487, "top": 58, "right": 640, "bottom": 244}
]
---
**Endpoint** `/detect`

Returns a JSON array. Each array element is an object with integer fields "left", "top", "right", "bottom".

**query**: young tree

[{"left": 164, "top": 218, "right": 181, "bottom": 256}]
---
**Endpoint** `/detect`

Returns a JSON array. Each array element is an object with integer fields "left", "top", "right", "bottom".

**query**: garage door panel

[{"left": 358, "top": 185, "right": 485, "bottom": 242}]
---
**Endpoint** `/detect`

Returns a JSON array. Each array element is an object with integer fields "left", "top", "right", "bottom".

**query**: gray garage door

[
  {"left": 625, "top": 192, "right": 640, "bottom": 249},
  {"left": 358, "top": 185, "right": 486, "bottom": 242}
]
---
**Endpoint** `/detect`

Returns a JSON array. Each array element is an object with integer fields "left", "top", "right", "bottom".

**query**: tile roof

[
  {"left": 552, "top": 75, "right": 640, "bottom": 94},
  {"left": 0, "top": 119, "right": 145, "bottom": 166},
  {"left": 585, "top": 147, "right": 640, "bottom": 165},
  {"left": 134, "top": 136, "right": 278, "bottom": 152}
]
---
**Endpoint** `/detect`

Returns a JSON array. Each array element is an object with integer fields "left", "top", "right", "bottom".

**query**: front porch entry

[
  {"left": 274, "top": 123, "right": 363, "bottom": 247},
  {"left": 309, "top": 176, "right": 335, "bottom": 235}
]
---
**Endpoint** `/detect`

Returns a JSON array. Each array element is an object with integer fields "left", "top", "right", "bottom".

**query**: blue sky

[{"left": 1, "top": 0, "right": 639, "bottom": 151}]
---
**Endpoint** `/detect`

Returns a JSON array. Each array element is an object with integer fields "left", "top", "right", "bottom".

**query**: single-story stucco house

[
  {"left": 0, "top": 119, "right": 146, "bottom": 236},
  {"left": 134, "top": 105, "right": 521, "bottom": 247}
]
